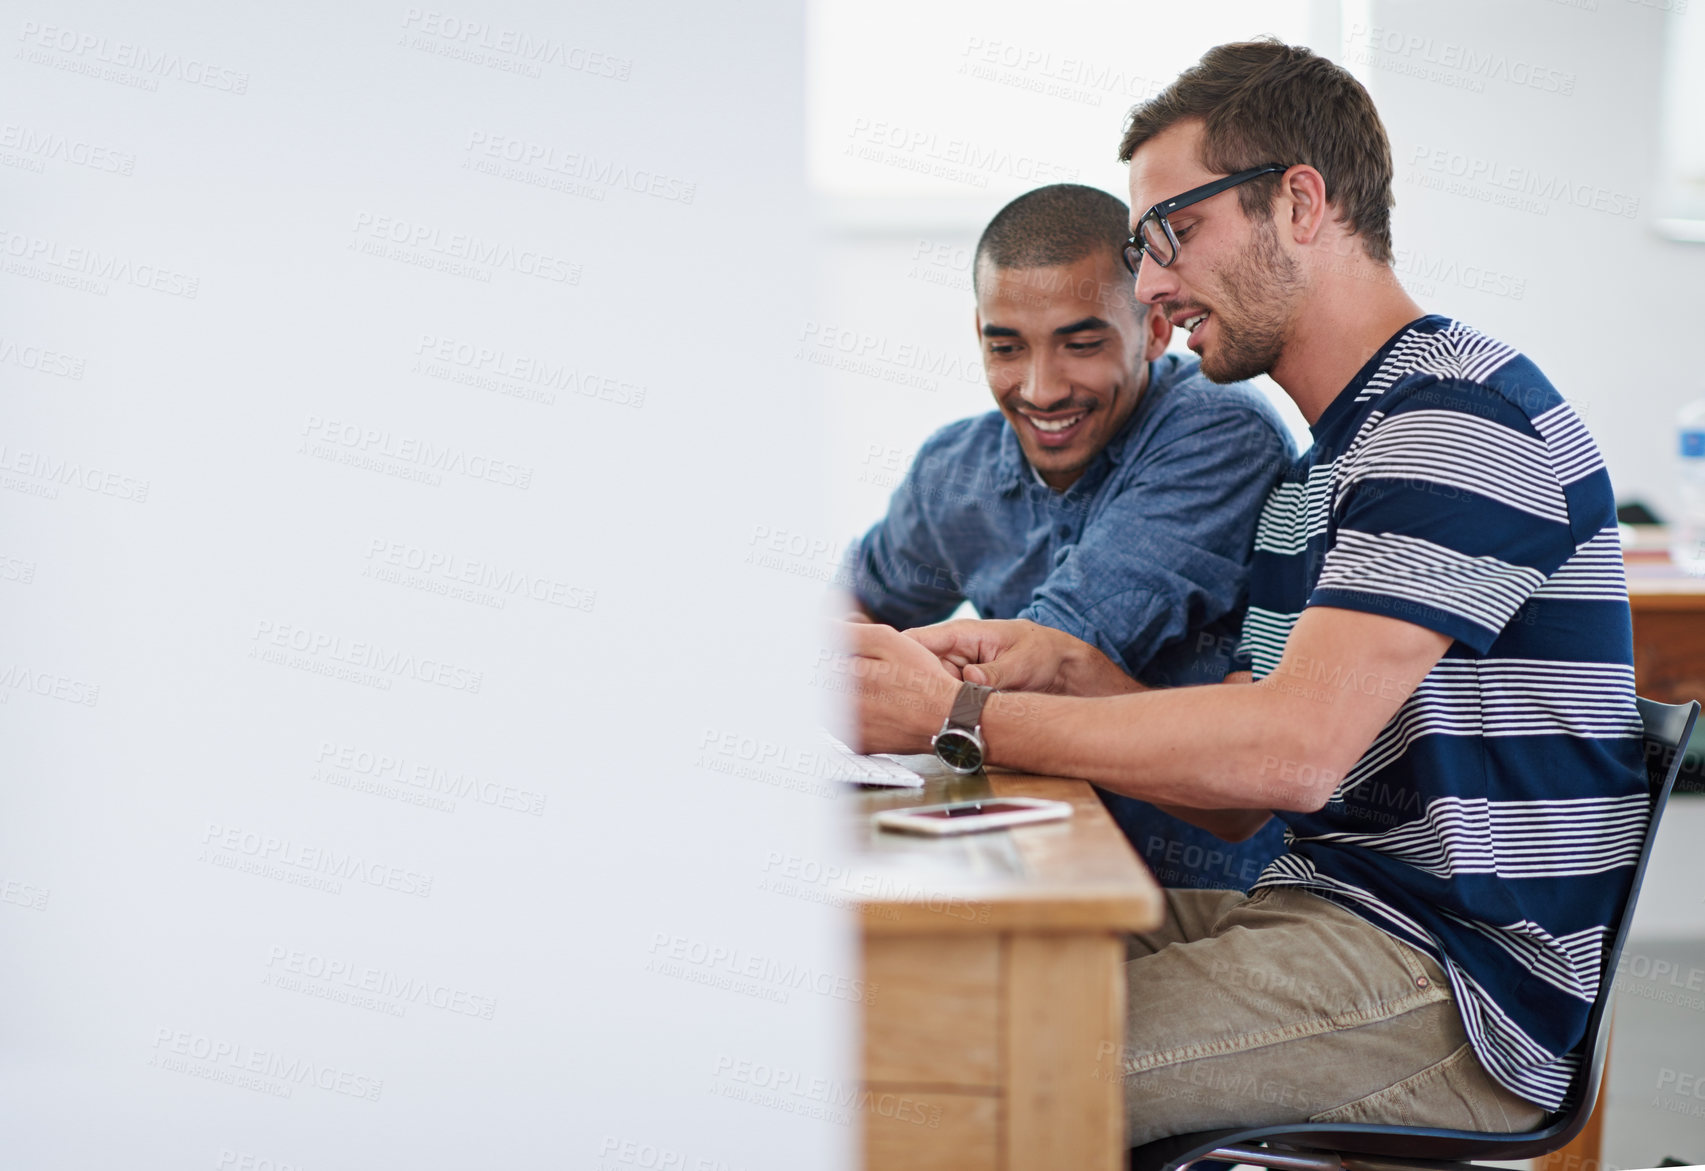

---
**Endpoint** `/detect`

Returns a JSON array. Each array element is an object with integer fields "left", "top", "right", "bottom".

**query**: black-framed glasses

[{"left": 1122, "top": 164, "right": 1290, "bottom": 274}]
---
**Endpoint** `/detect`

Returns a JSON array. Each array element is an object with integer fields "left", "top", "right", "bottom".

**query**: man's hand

[
  {"left": 907, "top": 618, "right": 1145, "bottom": 697},
  {"left": 837, "top": 622, "right": 962, "bottom": 754}
]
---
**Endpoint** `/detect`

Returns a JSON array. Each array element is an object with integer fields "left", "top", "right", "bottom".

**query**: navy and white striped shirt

[{"left": 1241, "top": 316, "right": 1645, "bottom": 1110}]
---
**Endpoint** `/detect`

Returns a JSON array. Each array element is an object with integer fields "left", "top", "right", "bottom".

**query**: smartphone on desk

[{"left": 873, "top": 797, "right": 1073, "bottom": 836}]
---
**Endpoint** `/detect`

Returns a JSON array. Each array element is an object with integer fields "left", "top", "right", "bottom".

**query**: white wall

[
  {"left": 1631, "top": 800, "right": 1705, "bottom": 940},
  {"left": 1362, "top": 0, "right": 1699, "bottom": 522},
  {"left": 0, "top": 3, "right": 849, "bottom": 1168}
]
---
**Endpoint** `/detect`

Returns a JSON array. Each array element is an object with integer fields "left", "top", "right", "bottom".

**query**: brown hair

[{"left": 1117, "top": 40, "right": 1394, "bottom": 264}]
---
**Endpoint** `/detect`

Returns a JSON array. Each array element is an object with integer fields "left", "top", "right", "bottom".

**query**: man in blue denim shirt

[{"left": 845, "top": 184, "right": 1293, "bottom": 890}]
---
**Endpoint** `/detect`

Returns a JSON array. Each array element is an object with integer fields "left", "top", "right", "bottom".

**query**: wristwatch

[{"left": 932, "top": 681, "right": 995, "bottom": 774}]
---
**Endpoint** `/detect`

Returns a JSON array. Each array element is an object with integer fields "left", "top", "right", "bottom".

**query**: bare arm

[
  {"left": 918, "top": 626, "right": 1281, "bottom": 838},
  {"left": 1144, "top": 670, "right": 1273, "bottom": 840},
  {"left": 906, "top": 622, "right": 1269, "bottom": 838},
  {"left": 857, "top": 607, "right": 1450, "bottom": 819}
]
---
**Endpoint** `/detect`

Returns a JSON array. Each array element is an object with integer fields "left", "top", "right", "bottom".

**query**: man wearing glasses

[
  {"left": 844, "top": 40, "right": 1641, "bottom": 1143},
  {"left": 842, "top": 182, "right": 1294, "bottom": 892}
]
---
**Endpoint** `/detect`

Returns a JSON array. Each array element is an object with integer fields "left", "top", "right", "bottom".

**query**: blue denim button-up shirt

[
  {"left": 851, "top": 353, "right": 1293, "bottom": 682},
  {"left": 847, "top": 353, "right": 1295, "bottom": 888}
]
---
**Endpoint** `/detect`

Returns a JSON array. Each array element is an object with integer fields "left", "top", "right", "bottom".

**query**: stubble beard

[{"left": 1198, "top": 218, "right": 1302, "bottom": 385}]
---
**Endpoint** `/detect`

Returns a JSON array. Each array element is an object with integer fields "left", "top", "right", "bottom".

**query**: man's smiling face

[{"left": 975, "top": 250, "right": 1170, "bottom": 491}]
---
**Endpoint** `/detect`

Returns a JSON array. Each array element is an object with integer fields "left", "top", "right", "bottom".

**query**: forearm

[
  {"left": 979, "top": 682, "right": 1340, "bottom": 813},
  {"left": 883, "top": 610, "right": 1437, "bottom": 814},
  {"left": 1142, "top": 670, "right": 1270, "bottom": 839}
]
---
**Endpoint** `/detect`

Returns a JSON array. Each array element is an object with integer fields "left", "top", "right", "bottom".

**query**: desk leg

[{"left": 1005, "top": 933, "right": 1125, "bottom": 1171}]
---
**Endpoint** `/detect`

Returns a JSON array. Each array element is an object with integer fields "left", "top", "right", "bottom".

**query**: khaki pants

[{"left": 1123, "top": 887, "right": 1548, "bottom": 1147}]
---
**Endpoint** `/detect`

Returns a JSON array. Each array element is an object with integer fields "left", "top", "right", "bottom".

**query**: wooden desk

[
  {"left": 1626, "top": 549, "right": 1705, "bottom": 707},
  {"left": 853, "top": 766, "right": 1164, "bottom": 1171}
]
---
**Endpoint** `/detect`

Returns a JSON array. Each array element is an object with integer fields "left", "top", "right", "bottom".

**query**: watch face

[{"left": 934, "top": 729, "right": 984, "bottom": 773}]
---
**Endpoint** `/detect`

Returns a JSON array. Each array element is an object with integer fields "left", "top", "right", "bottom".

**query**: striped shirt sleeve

[{"left": 1308, "top": 385, "right": 1579, "bottom": 653}]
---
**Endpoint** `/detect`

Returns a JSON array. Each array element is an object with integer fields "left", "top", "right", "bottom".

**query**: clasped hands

[{"left": 834, "top": 618, "right": 1140, "bottom": 754}]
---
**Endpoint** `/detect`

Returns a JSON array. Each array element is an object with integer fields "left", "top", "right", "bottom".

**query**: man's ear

[
  {"left": 1281, "top": 164, "right": 1330, "bottom": 246},
  {"left": 1141, "top": 302, "right": 1172, "bottom": 361}
]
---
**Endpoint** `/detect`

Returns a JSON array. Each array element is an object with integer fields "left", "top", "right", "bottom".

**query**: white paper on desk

[{"left": 818, "top": 731, "right": 930, "bottom": 787}]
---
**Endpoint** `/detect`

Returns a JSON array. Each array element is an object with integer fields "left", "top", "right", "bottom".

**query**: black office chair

[{"left": 1129, "top": 696, "right": 1700, "bottom": 1171}]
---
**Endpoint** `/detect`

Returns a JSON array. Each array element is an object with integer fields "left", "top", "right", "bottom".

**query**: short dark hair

[
  {"left": 972, "top": 183, "right": 1135, "bottom": 300},
  {"left": 1117, "top": 39, "right": 1394, "bottom": 264}
]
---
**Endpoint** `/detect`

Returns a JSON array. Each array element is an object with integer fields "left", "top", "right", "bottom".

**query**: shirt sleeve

[
  {"left": 844, "top": 453, "right": 966, "bottom": 629},
  {"left": 1230, "top": 639, "right": 1255, "bottom": 675},
  {"left": 1020, "top": 403, "right": 1293, "bottom": 676},
  {"left": 1308, "top": 383, "right": 1578, "bottom": 654}
]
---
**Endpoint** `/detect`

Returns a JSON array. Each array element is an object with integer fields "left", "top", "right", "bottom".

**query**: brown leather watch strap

[{"left": 947, "top": 681, "right": 994, "bottom": 730}]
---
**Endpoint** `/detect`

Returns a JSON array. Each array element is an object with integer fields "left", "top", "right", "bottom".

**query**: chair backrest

[{"left": 1554, "top": 696, "right": 1699, "bottom": 1140}]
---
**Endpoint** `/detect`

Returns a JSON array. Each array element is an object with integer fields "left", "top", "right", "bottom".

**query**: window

[{"left": 1657, "top": 5, "right": 1705, "bottom": 239}]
